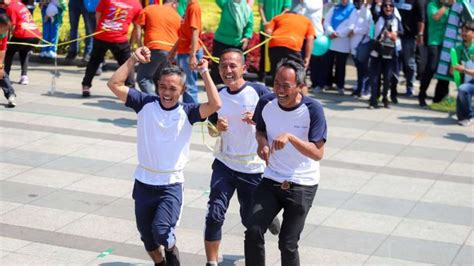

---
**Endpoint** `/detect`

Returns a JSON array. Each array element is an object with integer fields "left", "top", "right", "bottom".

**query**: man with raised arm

[{"left": 107, "top": 46, "right": 221, "bottom": 266}]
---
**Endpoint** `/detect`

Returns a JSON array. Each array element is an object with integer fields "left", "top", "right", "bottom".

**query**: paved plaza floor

[{"left": 0, "top": 59, "right": 472, "bottom": 265}]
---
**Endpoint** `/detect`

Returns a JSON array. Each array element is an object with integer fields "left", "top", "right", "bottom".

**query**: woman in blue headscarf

[
  {"left": 210, "top": 0, "right": 254, "bottom": 85},
  {"left": 324, "top": 0, "right": 355, "bottom": 95}
]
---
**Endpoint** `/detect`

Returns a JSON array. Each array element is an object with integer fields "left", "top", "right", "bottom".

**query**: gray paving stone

[
  {"left": 454, "top": 151, "right": 474, "bottom": 164},
  {"left": 40, "top": 155, "right": 116, "bottom": 175},
  {"left": 451, "top": 245, "right": 474, "bottom": 265},
  {"left": 30, "top": 189, "right": 117, "bottom": 213},
  {"left": 93, "top": 198, "right": 135, "bottom": 221},
  {"left": 344, "top": 139, "right": 406, "bottom": 155},
  {"left": 408, "top": 202, "right": 474, "bottom": 226},
  {"left": 94, "top": 162, "right": 137, "bottom": 180},
  {"left": 374, "top": 236, "right": 460, "bottom": 264},
  {"left": 0, "top": 181, "right": 54, "bottom": 204},
  {"left": 0, "top": 149, "right": 62, "bottom": 168},
  {"left": 341, "top": 193, "right": 416, "bottom": 217},
  {"left": 313, "top": 189, "right": 354, "bottom": 208},
  {"left": 301, "top": 226, "right": 387, "bottom": 255},
  {"left": 399, "top": 146, "right": 460, "bottom": 162},
  {"left": 371, "top": 122, "right": 427, "bottom": 135}
]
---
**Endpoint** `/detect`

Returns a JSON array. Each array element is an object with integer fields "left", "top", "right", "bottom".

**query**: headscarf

[
  {"left": 228, "top": 0, "right": 251, "bottom": 35},
  {"left": 331, "top": 0, "right": 355, "bottom": 29},
  {"left": 381, "top": 0, "right": 395, "bottom": 20}
]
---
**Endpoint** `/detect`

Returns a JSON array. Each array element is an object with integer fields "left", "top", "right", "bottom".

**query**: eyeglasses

[{"left": 383, "top": 4, "right": 394, "bottom": 8}]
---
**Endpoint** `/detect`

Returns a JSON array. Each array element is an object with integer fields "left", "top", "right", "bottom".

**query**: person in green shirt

[
  {"left": 453, "top": 21, "right": 474, "bottom": 126},
  {"left": 177, "top": 0, "right": 187, "bottom": 16},
  {"left": 257, "top": 0, "right": 291, "bottom": 82},
  {"left": 418, "top": 0, "right": 452, "bottom": 107},
  {"left": 210, "top": 0, "right": 254, "bottom": 85}
]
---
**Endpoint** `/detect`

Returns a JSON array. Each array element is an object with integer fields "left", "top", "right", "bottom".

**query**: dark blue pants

[
  {"left": 41, "top": 6, "right": 63, "bottom": 54},
  {"left": 325, "top": 50, "right": 349, "bottom": 89},
  {"left": 369, "top": 56, "right": 394, "bottom": 106},
  {"left": 456, "top": 80, "right": 474, "bottom": 121},
  {"left": 353, "top": 55, "right": 369, "bottom": 95},
  {"left": 395, "top": 37, "right": 416, "bottom": 94},
  {"left": 133, "top": 180, "right": 183, "bottom": 251},
  {"left": 205, "top": 159, "right": 262, "bottom": 241},
  {"left": 244, "top": 178, "right": 318, "bottom": 266}
]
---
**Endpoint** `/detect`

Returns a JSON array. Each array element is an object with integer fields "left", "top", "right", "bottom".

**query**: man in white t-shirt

[
  {"left": 245, "top": 59, "right": 327, "bottom": 266},
  {"left": 107, "top": 46, "right": 221, "bottom": 266},
  {"left": 203, "top": 48, "right": 280, "bottom": 266}
]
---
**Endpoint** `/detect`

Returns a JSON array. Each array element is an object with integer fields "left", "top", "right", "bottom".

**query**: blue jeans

[
  {"left": 1, "top": 73, "right": 15, "bottom": 99},
  {"left": 205, "top": 160, "right": 262, "bottom": 241},
  {"left": 456, "top": 80, "right": 474, "bottom": 121},
  {"left": 40, "top": 6, "right": 63, "bottom": 53},
  {"left": 400, "top": 37, "right": 416, "bottom": 93},
  {"left": 133, "top": 180, "right": 183, "bottom": 252},
  {"left": 136, "top": 49, "right": 170, "bottom": 95},
  {"left": 177, "top": 49, "right": 203, "bottom": 104},
  {"left": 67, "top": 0, "right": 95, "bottom": 57}
]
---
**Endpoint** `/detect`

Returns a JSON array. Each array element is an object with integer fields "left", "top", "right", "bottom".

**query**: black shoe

[
  {"left": 390, "top": 96, "right": 398, "bottom": 104},
  {"left": 268, "top": 217, "right": 281, "bottom": 235},
  {"left": 165, "top": 246, "right": 180, "bottom": 266},
  {"left": 65, "top": 53, "right": 76, "bottom": 60},
  {"left": 383, "top": 98, "right": 390, "bottom": 108},
  {"left": 419, "top": 99, "right": 427, "bottom": 108},
  {"left": 82, "top": 86, "right": 91, "bottom": 97}
]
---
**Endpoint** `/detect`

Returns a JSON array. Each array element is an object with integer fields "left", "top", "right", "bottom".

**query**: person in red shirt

[
  {"left": 168, "top": 0, "right": 203, "bottom": 104},
  {"left": 80, "top": 0, "right": 142, "bottom": 97},
  {"left": 3, "top": 0, "right": 40, "bottom": 86},
  {"left": 136, "top": 0, "right": 181, "bottom": 95},
  {"left": 0, "top": 13, "right": 16, "bottom": 107},
  {"left": 265, "top": 11, "right": 315, "bottom": 84}
]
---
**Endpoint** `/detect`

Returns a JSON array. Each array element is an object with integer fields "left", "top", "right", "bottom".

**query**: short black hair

[
  {"left": 160, "top": 64, "right": 187, "bottom": 87},
  {"left": 276, "top": 58, "right": 306, "bottom": 86},
  {"left": 220, "top": 48, "right": 245, "bottom": 65}
]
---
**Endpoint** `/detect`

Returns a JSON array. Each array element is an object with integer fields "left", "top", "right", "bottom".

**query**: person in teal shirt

[
  {"left": 418, "top": 0, "right": 452, "bottom": 107},
  {"left": 257, "top": 0, "right": 291, "bottom": 82},
  {"left": 177, "top": 0, "right": 187, "bottom": 16},
  {"left": 210, "top": 0, "right": 254, "bottom": 84}
]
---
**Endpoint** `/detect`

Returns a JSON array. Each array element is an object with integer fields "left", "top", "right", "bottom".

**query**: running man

[{"left": 107, "top": 46, "right": 221, "bottom": 266}]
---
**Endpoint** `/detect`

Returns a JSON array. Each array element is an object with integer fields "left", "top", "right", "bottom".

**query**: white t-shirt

[
  {"left": 253, "top": 93, "right": 328, "bottom": 186},
  {"left": 126, "top": 89, "right": 204, "bottom": 186},
  {"left": 209, "top": 82, "right": 270, "bottom": 174}
]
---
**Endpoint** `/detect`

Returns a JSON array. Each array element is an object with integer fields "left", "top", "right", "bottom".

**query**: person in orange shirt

[
  {"left": 169, "top": 0, "right": 203, "bottom": 104},
  {"left": 136, "top": 0, "right": 181, "bottom": 95},
  {"left": 265, "top": 11, "right": 315, "bottom": 83}
]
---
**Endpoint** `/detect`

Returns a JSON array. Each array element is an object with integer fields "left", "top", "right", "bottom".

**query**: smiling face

[
  {"left": 157, "top": 74, "right": 185, "bottom": 109},
  {"left": 273, "top": 66, "right": 303, "bottom": 109},
  {"left": 218, "top": 51, "right": 246, "bottom": 90}
]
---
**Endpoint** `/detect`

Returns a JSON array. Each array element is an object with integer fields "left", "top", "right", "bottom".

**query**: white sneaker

[
  {"left": 458, "top": 119, "right": 471, "bottom": 126},
  {"left": 19, "top": 75, "right": 28, "bottom": 85},
  {"left": 47, "top": 51, "right": 57, "bottom": 58},
  {"left": 7, "top": 95, "right": 16, "bottom": 107}
]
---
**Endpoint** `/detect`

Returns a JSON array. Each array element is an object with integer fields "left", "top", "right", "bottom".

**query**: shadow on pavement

[
  {"left": 220, "top": 254, "right": 245, "bottom": 266},
  {"left": 97, "top": 118, "right": 137, "bottom": 128},
  {"left": 444, "top": 133, "right": 474, "bottom": 143},
  {"left": 398, "top": 115, "right": 456, "bottom": 126}
]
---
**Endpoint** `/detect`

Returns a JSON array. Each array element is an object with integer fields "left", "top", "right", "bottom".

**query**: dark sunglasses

[{"left": 383, "top": 4, "right": 394, "bottom": 7}]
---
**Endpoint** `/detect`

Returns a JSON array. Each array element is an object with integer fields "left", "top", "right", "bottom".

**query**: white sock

[{"left": 207, "top": 261, "right": 218, "bottom": 266}]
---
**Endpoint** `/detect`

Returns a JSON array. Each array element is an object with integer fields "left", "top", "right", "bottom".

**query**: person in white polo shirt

[
  {"left": 244, "top": 59, "right": 327, "bottom": 266},
  {"left": 107, "top": 46, "right": 222, "bottom": 266},
  {"left": 203, "top": 48, "right": 280, "bottom": 266}
]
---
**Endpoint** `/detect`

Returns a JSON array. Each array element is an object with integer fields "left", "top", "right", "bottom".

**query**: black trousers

[
  {"left": 82, "top": 38, "right": 134, "bottom": 87},
  {"left": 418, "top": 45, "right": 450, "bottom": 103},
  {"left": 244, "top": 178, "right": 318, "bottom": 266},
  {"left": 269, "top": 46, "right": 303, "bottom": 85},
  {"left": 1, "top": 73, "right": 15, "bottom": 99},
  {"left": 325, "top": 50, "right": 349, "bottom": 89},
  {"left": 210, "top": 39, "right": 243, "bottom": 85},
  {"left": 4, "top": 37, "right": 38, "bottom": 76}
]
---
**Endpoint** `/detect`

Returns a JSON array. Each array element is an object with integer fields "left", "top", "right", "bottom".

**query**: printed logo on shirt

[
  {"left": 101, "top": 1, "right": 132, "bottom": 31},
  {"left": 19, "top": 8, "right": 37, "bottom": 30}
]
